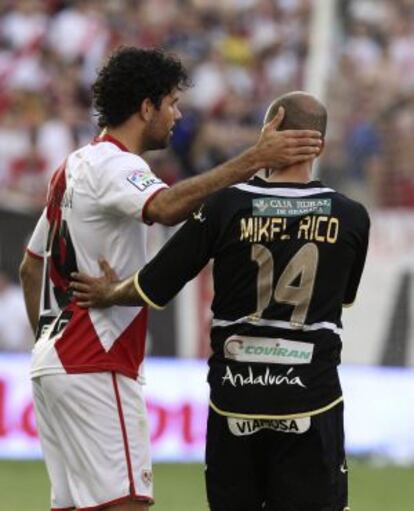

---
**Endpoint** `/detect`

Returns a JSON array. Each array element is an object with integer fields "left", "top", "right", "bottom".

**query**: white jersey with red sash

[{"left": 27, "top": 135, "right": 168, "bottom": 380}]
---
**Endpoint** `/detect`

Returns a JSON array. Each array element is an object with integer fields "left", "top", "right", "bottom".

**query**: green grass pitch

[{"left": 1, "top": 460, "right": 413, "bottom": 510}]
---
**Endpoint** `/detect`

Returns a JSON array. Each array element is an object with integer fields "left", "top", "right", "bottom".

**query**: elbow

[
  {"left": 148, "top": 206, "right": 180, "bottom": 226},
  {"left": 145, "top": 193, "right": 182, "bottom": 226},
  {"left": 157, "top": 210, "right": 180, "bottom": 226}
]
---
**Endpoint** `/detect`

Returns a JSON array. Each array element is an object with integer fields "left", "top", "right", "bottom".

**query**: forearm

[
  {"left": 147, "top": 116, "right": 322, "bottom": 226},
  {"left": 146, "top": 147, "right": 259, "bottom": 225},
  {"left": 24, "top": 286, "right": 41, "bottom": 334},
  {"left": 108, "top": 275, "right": 146, "bottom": 307},
  {"left": 19, "top": 255, "right": 43, "bottom": 334}
]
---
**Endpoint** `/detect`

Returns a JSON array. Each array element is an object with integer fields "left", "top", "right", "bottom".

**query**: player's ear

[
  {"left": 319, "top": 139, "right": 325, "bottom": 156},
  {"left": 139, "top": 98, "right": 155, "bottom": 122}
]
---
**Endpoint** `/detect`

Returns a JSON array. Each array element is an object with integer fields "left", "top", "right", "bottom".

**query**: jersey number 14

[{"left": 252, "top": 242, "right": 318, "bottom": 327}]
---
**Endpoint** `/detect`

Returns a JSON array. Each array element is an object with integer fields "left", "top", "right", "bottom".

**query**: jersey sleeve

[
  {"left": 135, "top": 199, "right": 219, "bottom": 308},
  {"left": 344, "top": 204, "right": 370, "bottom": 306},
  {"left": 26, "top": 208, "right": 48, "bottom": 259},
  {"left": 96, "top": 153, "right": 168, "bottom": 223}
]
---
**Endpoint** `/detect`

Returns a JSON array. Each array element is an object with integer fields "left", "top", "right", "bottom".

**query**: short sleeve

[
  {"left": 96, "top": 153, "right": 168, "bottom": 222},
  {"left": 26, "top": 208, "right": 48, "bottom": 259}
]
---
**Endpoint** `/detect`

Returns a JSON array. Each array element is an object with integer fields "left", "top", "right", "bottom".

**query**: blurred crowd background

[{"left": 0, "top": 0, "right": 413, "bottom": 351}]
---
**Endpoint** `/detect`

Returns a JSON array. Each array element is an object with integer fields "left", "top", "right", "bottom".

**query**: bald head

[{"left": 264, "top": 91, "right": 327, "bottom": 138}]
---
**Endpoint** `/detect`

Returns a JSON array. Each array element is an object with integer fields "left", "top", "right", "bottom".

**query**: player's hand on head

[
  {"left": 256, "top": 106, "right": 322, "bottom": 169},
  {"left": 69, "top": 259, "right": 119, "bottom": 309}
]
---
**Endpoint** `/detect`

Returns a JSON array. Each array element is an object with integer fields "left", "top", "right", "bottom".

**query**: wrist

[
  {"left": 238, "top": 146, "right": 262, "bottom": 173},
  {"left": 108, "top": 282, "right": 120, "bottom": 306}
]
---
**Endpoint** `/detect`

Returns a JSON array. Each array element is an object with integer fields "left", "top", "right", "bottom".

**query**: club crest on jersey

[
  {"left": 141, "top": 469, "right": 153, "bottom": 487},
  {"left": 192, "top": 205, "right": 206, "bottom": 223},
  {"left": 228, "top": 417, "right": 311, "bottom": 436},
  {"left": 127, "top": 170, "right": 162, "bottom": 192}
]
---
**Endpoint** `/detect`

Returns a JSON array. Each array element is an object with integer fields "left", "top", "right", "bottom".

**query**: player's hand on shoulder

[
  {"left": 70, "top": 260, "right": 118, "bottom": 308},
  {"left": 255, "top": 106, "right": 322, "bottom": 169}
]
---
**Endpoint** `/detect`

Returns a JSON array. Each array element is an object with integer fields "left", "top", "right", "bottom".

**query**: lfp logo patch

[{"left": 127, "top": 170, "right": 162, "bottom": 192}]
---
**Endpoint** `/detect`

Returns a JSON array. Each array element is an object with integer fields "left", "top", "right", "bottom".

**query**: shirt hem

[
  {"left": 30, "top": 364, "right": 143, "bottom": 381},
  {"left": 74, "top": 493, "right": 154, "bottom": 511},
  {"left": 209, "top": 395, "right": 344, "bottom": 420}
]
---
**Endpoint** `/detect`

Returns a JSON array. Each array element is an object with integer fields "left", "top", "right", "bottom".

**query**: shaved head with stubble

[{"left": 265, "top": 91, "right": 327, "bottom": 139}]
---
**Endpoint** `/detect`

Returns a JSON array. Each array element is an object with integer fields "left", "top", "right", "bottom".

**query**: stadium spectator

[
  {"left": 322, "top": 0, "right": 414, "bottom": 207},
  {"left": 0, "top": 0, "right": 315, "bottom": 210},
  {"left": 0, "top": 0, "right": 412, "bottom": 211}
]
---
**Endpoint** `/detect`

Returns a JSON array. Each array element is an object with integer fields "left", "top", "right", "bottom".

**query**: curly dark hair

[{"left": 92, "top": 47, "right": 191, "bottom": 128}]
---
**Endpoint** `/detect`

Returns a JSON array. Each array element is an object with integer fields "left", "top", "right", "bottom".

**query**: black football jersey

[{"left": 137, "top": 177, "right": 370, "bottom": 418}]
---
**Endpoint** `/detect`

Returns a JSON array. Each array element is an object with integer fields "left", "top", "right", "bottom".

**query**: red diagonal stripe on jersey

[
  {"left": 47, "top": 162, "right": 70, "bottom": 291},
  {"left": 55, "top": 304, "right": 148, "bottom": 379},
  {"left": 47, "top": 163, "right": 66, "bottom": 221}
]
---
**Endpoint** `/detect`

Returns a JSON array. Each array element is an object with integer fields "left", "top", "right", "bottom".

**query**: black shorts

[{"left": 205, "top": 403, "right": 348, "bottom": 511}]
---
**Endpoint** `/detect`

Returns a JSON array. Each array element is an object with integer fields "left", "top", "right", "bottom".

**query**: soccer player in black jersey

[{"left": 71, "top": 91, "right": 370, "bottom": 511}]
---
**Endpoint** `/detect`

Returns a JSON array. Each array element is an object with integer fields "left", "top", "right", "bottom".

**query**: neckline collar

[
  {"left": 92, "top": 133, "right": 129, "bottom": 152},
  {"left": 250, "top": 176, "right": 323, "bottom": 188}
]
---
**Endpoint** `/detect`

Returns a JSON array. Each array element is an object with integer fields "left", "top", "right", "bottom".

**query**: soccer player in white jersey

[{"left": 19, "top": 48, "right": 322, "bottom": 511}]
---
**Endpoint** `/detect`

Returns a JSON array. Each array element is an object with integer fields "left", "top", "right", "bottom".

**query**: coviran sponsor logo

[
  {"left": 224, "top": 336, "right": 314, "bottom": 365},
  {"left": 228, "top": 416, "right": 311, "bottom": 436},
  {"left": 221, "top": 365, "right": 306, "bottom": 388},
  {"left": 252, "top": 197, "right": 332, "bottom": 217},
  {"left": 240, "top": 215, "right": 339, "bottom": 243}
]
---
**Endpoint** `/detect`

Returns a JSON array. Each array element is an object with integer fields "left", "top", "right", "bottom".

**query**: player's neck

[
  {"left": 257, "top": 163, "right": 314, "bottom": 184},
  {"left": 105, "top": 124, "right": 146, "bottom": 155}
]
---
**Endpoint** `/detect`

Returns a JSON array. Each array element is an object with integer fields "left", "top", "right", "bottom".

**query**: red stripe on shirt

[
  {"left": 26, "top": 248, "right": 43, "bottom": 260},
  {"left": 55, "top": 304, "right": 148, "bottom": 379},
  {"left": 92, "top": 134, "right": 129, "bottom": 152}
]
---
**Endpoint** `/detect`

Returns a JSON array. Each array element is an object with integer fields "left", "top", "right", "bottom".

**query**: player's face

[{"left": 144, "top": 90, "right": 182, "bottom": 150}]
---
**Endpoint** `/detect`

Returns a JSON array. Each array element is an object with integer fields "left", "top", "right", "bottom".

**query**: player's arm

[
  {"left": 145, "top": 108, "right": 322, "bottom": 225},
  {"left": 71, "top": 199, "right": 217, "bottom": 308},
  {"left": 20, "top": 209, "right": 48, "bottom": 333},
  {"left": 343, "top": 206, "right": 371, "bottom": 307},
  {"left": 20, "top": 252, "right": 43, "bottom": 333}
]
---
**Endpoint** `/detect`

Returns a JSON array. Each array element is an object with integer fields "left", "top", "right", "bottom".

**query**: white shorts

[{"left": 32, "top": 372, "right": 153, "bottom": 510}]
